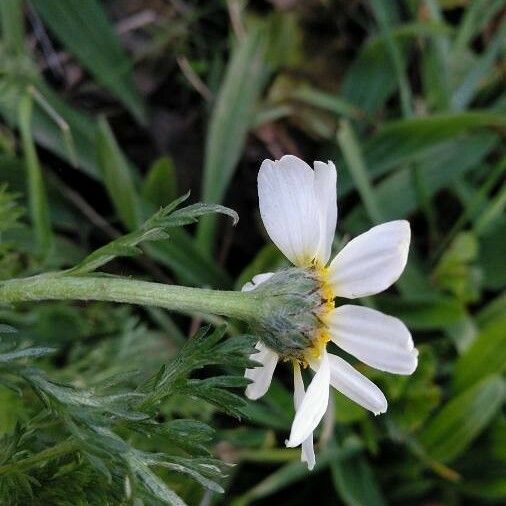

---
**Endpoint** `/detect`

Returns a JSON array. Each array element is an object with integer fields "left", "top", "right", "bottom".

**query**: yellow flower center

[{"left": 300, "top": 262, "right": 335, "bottom": 365}]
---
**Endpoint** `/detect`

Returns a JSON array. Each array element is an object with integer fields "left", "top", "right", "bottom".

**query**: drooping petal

[
  {"left": 326, "top": 353, "right": 387, "bottom": 415},
  {"left": 286, "top": 351, "right": 330, "bottom": 448},
  {"left": 328, "top": 305, "right": 418, "bottom": 375},
  {"left": 328, "top": 220, "right": 411, "bottom": 298},
  {"left": 241, "top": 272, "right": 274, "bottom": 292},
  {"left": 258, "top": 156, "right": 319, "bottom": 266},
  {"left": 244, "top": 341, "right": 279, "bottom": 400},
  {"left": 293, "top": 363, "right": 316, "bottom": 470},
  {"left": 313, "top": 161, "right": 337, "bottom": 265}
]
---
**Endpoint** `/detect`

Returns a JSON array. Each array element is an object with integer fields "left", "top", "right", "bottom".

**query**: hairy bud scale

[{"left": 248, "top": 267, "right": 332, "bottom": 360}]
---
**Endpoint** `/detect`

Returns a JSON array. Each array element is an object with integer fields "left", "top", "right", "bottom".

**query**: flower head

[{"left": 243, "top": 155, "right": 418, "bottom": 470}]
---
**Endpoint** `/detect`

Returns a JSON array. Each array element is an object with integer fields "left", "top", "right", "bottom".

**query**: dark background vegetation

[{"left": 0, "top": 0, "right": 505, "bottom": 505}]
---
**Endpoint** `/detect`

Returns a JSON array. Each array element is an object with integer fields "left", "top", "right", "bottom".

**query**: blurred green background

[{"left": 0, "top": 0, "right": 505, "bottom": 504}]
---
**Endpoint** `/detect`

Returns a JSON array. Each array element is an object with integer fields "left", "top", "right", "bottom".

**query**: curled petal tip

[
  {"left": 285, "top": 438, "right": 299, "bottom": 448},
  {"left": 373, "top": 402, "right": 388, "bottom": 416},
  {"left": 244, "top": 386, "right": 262, "bottom": 401},
  {"left": 404, "top": 348, "right": 419, "bottom": 375}
]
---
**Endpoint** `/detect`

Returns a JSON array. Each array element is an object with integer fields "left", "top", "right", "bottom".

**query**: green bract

[{"left": 248, "top": 268, "right": 324, "bottom": 359}]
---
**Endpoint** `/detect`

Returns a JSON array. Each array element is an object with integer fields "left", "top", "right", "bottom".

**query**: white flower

[{"left": 243, "top": 155, "right": 418, "bottom": 470}]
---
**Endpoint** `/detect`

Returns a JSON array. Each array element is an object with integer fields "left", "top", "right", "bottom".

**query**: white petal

[
  {"left": 293, "top": 363, "right": 316, "bottom": 470},
  {"left": 258, "top": 156, "right": 319, "bottom": 266},
  {"left": 292, "top": 361, "right": 305, "bottom": 408},
  {"left": 314, "top": 161, "right": 337, "bottom": 265},
  {"left": 286, "top": 352, "right": 330, "bottom": 448},
  {"left": 328, "top": 305, "right": 418, "bottom": 375},
  {"left": 328, "top": 220, "right": 411, "bottom": 298},
  {"left": 301, "top": 435, "right": 316, "bottom": 470},
  {"left": 241, "top": 272, "right": 274, "bottom": 292},
  {"left": 244, "top": 341, "right": 279, "bottom": 400},
  {"left": 326, "top": 353, "right": 387, "bottom": 415}
]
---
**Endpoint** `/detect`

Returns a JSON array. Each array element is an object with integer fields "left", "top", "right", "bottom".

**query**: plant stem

[{"left": 0, "top": 275, "right": 261, "bottom": 322}]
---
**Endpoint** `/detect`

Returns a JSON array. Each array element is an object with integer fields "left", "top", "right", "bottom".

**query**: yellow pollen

[
  {"left": 313, "top": 263, "right": 335, "bottom": 315},
  {"left": 298, "top": 261, "right": 336, "bottom": 366},
  {"left": 303, "top": 328, "right": 332, "bottom": 364}
]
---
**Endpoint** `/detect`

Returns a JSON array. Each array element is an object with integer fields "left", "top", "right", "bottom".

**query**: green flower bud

[{"left": 248, "top": 267, "right": 331, "bottom": 360}]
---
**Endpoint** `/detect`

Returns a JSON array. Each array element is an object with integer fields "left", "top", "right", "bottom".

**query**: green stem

[{"left": 0, "top": 274, "right": 261, "bottom": 322}]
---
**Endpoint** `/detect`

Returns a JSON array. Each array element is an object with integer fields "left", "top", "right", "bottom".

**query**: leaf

[
  {"left": 233, "top": 443, "right": 360, "bottom": 505},
  {"left": 451, "top": 22, "right": 506, "bottom": 111},
  {"left": 337, "top": 119, "right": 383, "bottom": 223},
  {"left": 344, "top": 132, "right": 499, "bottom": 231},
  {"left": 479, "top": 216, "right": 506, "bottom": 290},
  {"left": 340, "top": 31, "right": 397, "bottom": 115},
  {"left": 330, "top": 437, "right": 386, "bottom": 506},
  {"left": 142, "top": 156, "right": 178, "bottom": 208},
  {"left": 95, "top": 117, "right": 142, "bottom": 230},
  {"left": 148, "top": 455, "right": 224, "bottom": 493},
  {"left": 197, "top": 22, "right": 268, "bottom": 249},
  {"left": 289, "top": 85, "right": 361, "bottom": 119},
  {"left": 169, "top": 203, "right": 238, "bottom": 227},
  {"left": 93, "top": 119, "right": 232, "bottom": 287},
  {"left": 453, "top": 314, "right": 506, "bottom": 392},
  {"left": 0, "top": 0, "right": 24, "bottom": 56},
  {"left": 369, "top": 0, "right": 413, "bottom": 116},
  {"left": 419, "top": 0, "right": 451, "bottom": 110},
  {"left": 160, "top": 419, "right": 214, "bottom": 456},
  {"left": 389, "top": 347, "right": 441, "bottom": 432},
  {"left": 452, "top": 0, "right": 505, "bottom": 56},
  {"left": 477, "top": 292, "right": 506, "bottom": 327},
  {"left": 128, "top": 456, "right": 188, "bottom": 506},
  {"left": 140, "top": 326, "right": 254, "bottom": 415},
  {"left": 375, "top": 295, "right": 466, "bottom": 330},
  {"left": 367, "top": 112, "right": 505, "bottom": 159},
  {"left": 66, "top": 194, "right": 237, "bottom": 275},
  {"left": 0, "top": 324, "right": 17, "bottom": 334},
  {"left": 340, "top": 20, "right": 452, "bottom": 117},
  {"left": 0, "top": 82, "right": 98, "bottom": 178},
  {"left": 0, "top": 347, "right": 56, "bottom": 363},
  {"left": 17, "top": 93, "right": 53, "bottom": 257},
  {"left": 419, "top": 375, "right": 505, "bottom": 463},
  {"left": 182, "top": 378, "right": 247, "bottom": 418},
  {"left": 32, "top": 0, "right": 146, "bottom": 123},
  {"left": 338, "top": 116, "right": 503, "bottom": 197},
  {"left": 433, "top": 232, "right": 480, "bottom": 303}
]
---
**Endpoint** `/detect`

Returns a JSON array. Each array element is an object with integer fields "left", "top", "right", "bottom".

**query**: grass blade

[
  {"left": 420, "top": 0, "right": 451, "bottom": 110},
  {"left": 18, "top": 92, "right": 53, "bottom": 258},
  {"left": 32, "top": 0, "right": 146, "bottom": 123},
  {"left": 453, "top": 314, "right": 506, "bottom": 392},
  {"left": 344, "top": 132, "right": 499, "bottom": 231},
  {"left": 419, "top": 375, "right": 505, "bottom": 463},
  {"left": 369, "top": 0, "right": 412, "bottom": 116},
  {"left": 337, "top": 119, "right": 383, "bottom": 223},
  {"left": 330, "top": 437, "right": 386, "bottom": 506},
  {"left": 142, "top": 157, "right": 178, "bottom": 209},
  {"left": 0, "top": 0, "right": 24, "bottom": 56},
  {"left": 96, "top": 117, "right": 142, "bottom": 230},
  {"left": 197, "top": 22, "right": 267, "bottom": 250},
  {"left": 451, "top": 22, "right": 506, "bottom": 111},
  {"left": 452, "top": 0, "right": 505, "bottom": 57},
  {"left": 290, "top": 85, "right": 362, "bottom": 119}
]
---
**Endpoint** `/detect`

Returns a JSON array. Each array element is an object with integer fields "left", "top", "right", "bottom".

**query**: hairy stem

[{"left": 0, "top": 275, "right": 261, "bottom": 322}]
